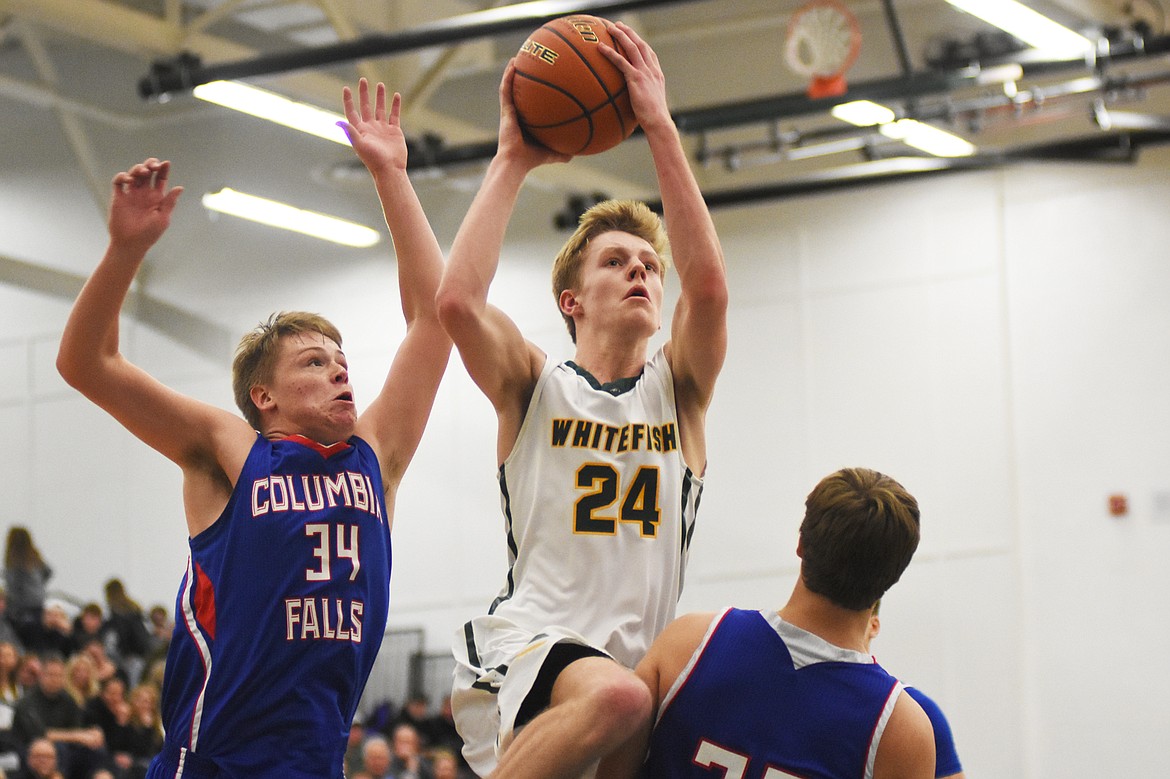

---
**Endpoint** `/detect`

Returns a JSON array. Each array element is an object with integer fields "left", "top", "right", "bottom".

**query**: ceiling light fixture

[
  {"left": 945, "top": 0, "right": 1094, "bottom": 57},
  {"left": 831, "top": 100, "right": 897, "bottom": 126},
  {"left": 202, "top": 188, "right": 381, "bottom": 247},
  {"left": 880, "top": 119, "right": 977, "bottom": 157},
  {"left": 193, "top": 80, "right": 350, "bottom": 145}
]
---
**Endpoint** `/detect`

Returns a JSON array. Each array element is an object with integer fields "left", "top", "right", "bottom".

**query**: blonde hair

[
  {"left": 551, "top": 200, "right": 669, "bottom": 343},
  {"left": 231, "top": 312, "right": 342, "bottom": 431},
  {"left": 64, "top": 653, "right": 99, "bottom": 706}
]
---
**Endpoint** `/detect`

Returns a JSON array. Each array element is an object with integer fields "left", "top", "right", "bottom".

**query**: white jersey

[{"left": 487, "top": 347, "right": 702, "bottom": 668}]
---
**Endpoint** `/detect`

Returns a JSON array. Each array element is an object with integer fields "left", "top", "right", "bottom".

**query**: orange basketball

[{"left": 511, "top": 15, "right": 638, "bottom": 156}]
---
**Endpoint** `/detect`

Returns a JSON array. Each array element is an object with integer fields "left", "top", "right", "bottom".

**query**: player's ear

[
  {"left": 250, "top": 384, "right": 274, "bottom": 413},
  {"left": 559, "top": 288, "right": 580, "bottom": 318}
]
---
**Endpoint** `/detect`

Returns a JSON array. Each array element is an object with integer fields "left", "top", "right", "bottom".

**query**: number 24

[{"left": 573, "top": 464, "right": 660, "bottom": 537}]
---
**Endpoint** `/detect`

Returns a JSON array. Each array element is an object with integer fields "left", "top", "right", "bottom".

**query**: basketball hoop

[{"left": 785, "top": 0, "right": 862, "bottom": 100}]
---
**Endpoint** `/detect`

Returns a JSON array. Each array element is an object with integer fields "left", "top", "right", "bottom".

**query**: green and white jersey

[{"left": 488, "top": 347, "right": 703, "bottom": 668}]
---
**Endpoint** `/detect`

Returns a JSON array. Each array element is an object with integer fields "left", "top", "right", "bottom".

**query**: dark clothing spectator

[
  {"left": 20, "top": 607, "right": 74, "bottom": 660},
  {"left": 69, "top": 605, "right": 105, "bottom": 658},
  {"left": 12, "top": 658, "right": 106, "bottom": 779},
  {"left": 102, "top": 581, "right": 149, "bottom": 686},
  {"left": 13, "top": 683, "right": 86, "bottom": 748}
]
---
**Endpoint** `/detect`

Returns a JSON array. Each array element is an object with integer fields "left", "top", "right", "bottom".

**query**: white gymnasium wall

[{"left": 4, "top": 153, "right": 1170, "bottom": 776}]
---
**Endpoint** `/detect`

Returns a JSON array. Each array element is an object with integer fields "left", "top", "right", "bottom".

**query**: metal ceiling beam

[
  {"left": 677, "top": 32, "right": 1170, "bottom": 133},
  {"left": 138, "top": 0, "right": 707, "bottom": 99},
  {"left": 0, "top": 254, "right": 235, "bottom": 361}
]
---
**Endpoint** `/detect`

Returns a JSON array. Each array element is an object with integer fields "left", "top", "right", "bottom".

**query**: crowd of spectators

[
  {"left": 1, "top": 526, "right": 471, "bottom": 779},
  {"left": 345, "top": 693, "right": 471, "bottom": 779},
  {"left": 0, "top": 528, "right": 166, "bottom": 779}
]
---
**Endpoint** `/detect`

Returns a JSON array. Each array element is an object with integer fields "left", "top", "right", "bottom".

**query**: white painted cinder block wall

[{"left": 3, "top": 152, "right": 1169, "bottom": 777}]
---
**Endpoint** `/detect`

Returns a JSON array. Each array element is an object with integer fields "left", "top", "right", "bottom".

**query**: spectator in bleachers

[
  {"left": 61, "top": 656, "right": 98, "bottom": 710},
  {"left": 11, "top": 655, "right": 105, "bottom": 779},
  {"left": 388, "top": 695, "right": 433, "bottom": 745},
  {"left": 122, "top": 684, "right": 162, "bottom": 779},
  {"left": 0, "top": 644, "right": 21, "bottom": 703},
  {"left": 426, "top": 696, "right": 465, "bottom": 773},
  {"left": 0, "top": 591, "right": 25, "bottom": 652},
  {"left": 0, "top": 643, "right": 22, "bottom": 773},
  {"left": 141, "top": 609, "right": 169, "bottom": 675},
  {"left": 3, "top": 529, "right": 52, "bottom": 649},
  {"left": 75, "top": 642, "right": 119, "bottom": 689},
  {"left": 361, "top": 735, "right": 393, "bottom": 779},
  {"left": 14, "top": 656, "right": 40, "bottom": 697},
  {"left": 84, "top": 676, "right": 147, "bottom": 779},
  {"left": 429, "top": 749, "right": 460, "bottom": 779},
  {"left": 67, "top": 608, "right": 103, "bottom": 661},
  {"left": 343, "top": 716, "right": 367, "bottom": 777},
  {"left": 100, "top": 583, "right": 148, "bottom": 688},
  {"left": 13, "top": 736, "right": 63, "bottom": 779},
  {"left": 20, "top": 608, "right": 71, "bottom": 661},
  {"left": 388, "top": 723, "right": 433, "bottom": 779}
]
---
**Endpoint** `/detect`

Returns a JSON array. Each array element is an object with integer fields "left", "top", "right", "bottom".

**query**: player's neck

[
  {"left": 778, "top": 582, "right": 871, "bottom": 654},
  {"left": 572, "top": 331, "right": 649, "bottom": 385}
]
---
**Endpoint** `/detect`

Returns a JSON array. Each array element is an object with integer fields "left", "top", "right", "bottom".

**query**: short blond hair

[
  {"left": 551, "top": 200, "right": 669, "bottom": 343},
  {"left": 232, "top": 312, "right": 342, "bottom": 431}
]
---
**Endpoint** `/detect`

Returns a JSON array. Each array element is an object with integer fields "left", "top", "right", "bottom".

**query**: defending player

[
  {"left": 867, "top": 601, "right": 966, "bottom": 779},
  {"left": 56, "top": 79, "right": 450, "bottom": 779},
  {"left": 597, "top": 468, "right": 936, "bottom": 779},
  {"left": 436, "top": 20, "right": 727, "bottom": 779}
]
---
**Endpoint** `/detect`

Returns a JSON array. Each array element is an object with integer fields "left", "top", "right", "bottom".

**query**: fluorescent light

[
  {"left": 880, "top": 120, "right": 977, "bottom": 157},
  {"left": 832, "top": 100, "right": 897, "bottom": 126},
  {"left": 202, "top": 188, "right": 380, "bottom": 247},
  {"left": 193, "top": 80, "right": 350, "bottom": 145},
  {"left": 946, "top": 0, "right": 1093, "bottom": 57}
]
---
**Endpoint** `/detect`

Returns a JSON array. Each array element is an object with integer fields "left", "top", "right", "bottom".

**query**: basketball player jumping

[
  {"left": 597, "top": 468, "right": 936, "bottom": 779},
  {"left": 56, "top": 80, "right": 450, "bottom": 778},
  {"left": 437, "top": 20, "right": 727, "bottom": 779}
]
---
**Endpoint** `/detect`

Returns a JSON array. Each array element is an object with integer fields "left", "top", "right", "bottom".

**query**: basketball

[{"left": 511, "top": 15, "right": 638, "bottom": 156}]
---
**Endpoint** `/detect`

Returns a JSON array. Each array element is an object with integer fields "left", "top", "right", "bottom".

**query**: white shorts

[{"left": 450, "top": 615, "right": 611, "bottom": 777}]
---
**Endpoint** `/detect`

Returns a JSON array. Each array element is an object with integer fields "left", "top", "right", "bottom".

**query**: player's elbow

[
  {"left": 435, "top": 283, "right": 480, "bottom": 338},
  {"left": 55, "top": 345, "right": 89, "bottom": 391}
]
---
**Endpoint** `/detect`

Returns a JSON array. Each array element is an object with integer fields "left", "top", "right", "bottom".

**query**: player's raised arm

[
  {"left": 56, "top": 160, "right": 253, "bottom": 510},
  {"left": 602, "top": 22, "right": 728, "bottom": 470},
  {"left": 341, "top": 79, "right": 452, "bottom": 492},
  {"left": 435, "top": 61, "right": 568, "bottom": 455}
]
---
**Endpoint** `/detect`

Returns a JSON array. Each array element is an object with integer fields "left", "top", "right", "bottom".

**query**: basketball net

[{"left": 784, "top": 0, "right": 862, "bottom": 100}]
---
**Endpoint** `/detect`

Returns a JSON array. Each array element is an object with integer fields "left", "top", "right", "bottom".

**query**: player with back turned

[
  {"left": 437, "top": 19, "right": 728, "bottom": 779},
  {"left": 56, "top": 79, "right": 450, "bottom": 779},
  {"left": 597, "top": 468, "right": 936, "bottom": 779}
]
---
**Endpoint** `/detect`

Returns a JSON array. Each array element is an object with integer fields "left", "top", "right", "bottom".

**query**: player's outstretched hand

[
  {"left": 497, "top": 59, "right": 571, "bottom": 170},
  {"left": 601, "top": 21, "right": 672, "bottom": 134},
  {"left": 341, "top": 78, "right": 408, "bottom": 175},
  {"left": 108, "top": 158, "right": 183, "bottom": 255}
]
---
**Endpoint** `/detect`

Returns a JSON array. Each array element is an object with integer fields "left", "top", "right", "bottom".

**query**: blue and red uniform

[
  {"left": 147, "top": 434, "right": 390, "bottom": 779},
  {"left": 646, "top": 608, "right": 905, "bottom": 779}
]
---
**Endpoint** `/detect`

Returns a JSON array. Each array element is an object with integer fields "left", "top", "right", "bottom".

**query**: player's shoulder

[{"left": 873, "top": 688, "right": 936, "bottom": 779}]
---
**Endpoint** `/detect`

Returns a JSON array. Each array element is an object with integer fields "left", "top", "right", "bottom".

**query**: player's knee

[{"left": 589, "top": 672, "right": 653, "bottom": 735}]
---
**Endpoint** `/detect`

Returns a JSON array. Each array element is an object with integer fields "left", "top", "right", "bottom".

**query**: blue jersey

[
  {"left": 646, "top": 608, "right": 904, "bottom": 779},
  {"left": 148, "top": 434, "right": 391, "bottom": 779},
  {"left": 905, "top": 687, "right": 962, "bottom": 777}
]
